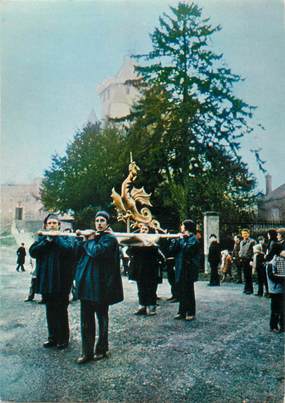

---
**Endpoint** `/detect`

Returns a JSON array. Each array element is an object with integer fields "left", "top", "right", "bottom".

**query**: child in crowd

[{"left": 220, "top": 250, "right": 233, "bottom": 282}]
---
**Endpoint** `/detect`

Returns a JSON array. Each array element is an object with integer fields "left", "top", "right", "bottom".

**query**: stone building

[
  {"left": 0, "top": 178, "right": 47, "bottom": 233},
  {"left": 258, "top": 174, "right": 285, "bottom": 222},
  {"left": 97, "top": 58, "right": 140, "bottom": 119}
]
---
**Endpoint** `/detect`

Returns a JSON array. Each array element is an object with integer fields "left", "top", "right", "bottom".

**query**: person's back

[
  {"left": 16, "top": 243, "right": 26, "bottom": 271},
  {"left": 169, "top": 219, "right": 200, "bottom": 321}
]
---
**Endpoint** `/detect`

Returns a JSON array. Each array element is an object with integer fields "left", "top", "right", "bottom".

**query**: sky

[{"left": 1, "top": 0, "right": 284, "bottom": 193}]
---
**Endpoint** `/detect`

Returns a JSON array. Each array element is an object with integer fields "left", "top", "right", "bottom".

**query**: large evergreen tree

[{"left": 123, "top": 2, "right": 264, "bottom": 225}]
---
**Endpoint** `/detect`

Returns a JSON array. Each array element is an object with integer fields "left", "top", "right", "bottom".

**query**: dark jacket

[
  {"left": 169, "top": 234, "right": 200, "bottom": 283},
  {"left": 265, "top": 239, "right": 280, "bottom": 262},
  {"left": 127, "top": 245, "right": 165, "bottom": 284},
  {"left": 239, "top": 238, "right": 256, "bottom": 260},
  {"left": 266, "top": 255, "right": 285, "bottom": 294},
  {"left": 16, "top": 246, "right": 26, "bottom": 264},
  {"left": 29, "top": 236, "right": 74, "bottom": 296},
  {"left": 74, "top": 232, "right": 123, "bottom": 305},
  {"left": 208, "top": 241, "right": 221, "bottom": 265}
]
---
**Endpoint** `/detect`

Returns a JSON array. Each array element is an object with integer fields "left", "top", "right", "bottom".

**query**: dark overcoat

[
  {"left": 127, "top": 245, "right": 165, "bottom": 284},
  {"left": 16, "top": 246, "right": 26, "bottom": 264},
  {"left": 29, "top": 236, "right": 74, "bottom": 296},
  {"left": 74, "top": 232, "right": 124, "bottom": 305},
  {"left": 208, "top": 241, "right": 221, "bottom": 265},
  {"left": 169, "top": 234, "right": 200, "bottom": 283}
]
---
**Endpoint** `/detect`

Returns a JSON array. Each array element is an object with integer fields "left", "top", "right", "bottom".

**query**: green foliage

[
  {"left": 41, "top": 122, "right": 129, "bottom": 227},
  {"left": 122, "top": 1, "right": 263, "bottom": 225},
  {"left": 41, "top": 2, "right": 264, "bottom": 230}
]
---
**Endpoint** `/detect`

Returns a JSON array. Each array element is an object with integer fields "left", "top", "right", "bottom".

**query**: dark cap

[
  {"left": 182, "top": 219, "right": 196, "bottom": 233},
  {"left": 95, "top": 210, "right": 110, "bottom": 223}
]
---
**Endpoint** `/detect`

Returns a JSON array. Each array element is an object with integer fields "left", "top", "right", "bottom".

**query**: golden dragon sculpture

[{"left": 111, "top": 159, "right": 165, "bottom": 232}]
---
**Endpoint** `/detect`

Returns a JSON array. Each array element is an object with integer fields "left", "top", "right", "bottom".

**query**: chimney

[{"left": 265, "top": 174, "right": 272, "bottom": 195}]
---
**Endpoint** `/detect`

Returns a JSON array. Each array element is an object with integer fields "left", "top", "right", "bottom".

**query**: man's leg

[
  {"left": 186, "top": 281, "right": 196, "bottom": 317},
  {"left": 45, "top": 296, "right": 58, "bottom": 346},
  {"left": 56, "top": 295, "right": 70, "bottom": 347},
  {"left": 243, "top": 260, "right": 253, "bottom": 293},
  {"left": 135, "top": 280, "right": 147, "bottom": 314},
  {"left": 146, "top": 282, "right": 158, "bottom": 315},
  {"left": 95, "top": 304, "right": 109, "bottom": 356},
  {"left": 177, "top": 282, "right": 187, "bottom": 317},
  {"left": 25, "top": 278, "right": 36, "bottom": 301},
  {"left": 270, "top": 295, "right": 279, "bottom": 331},
  {"left": 167, "top": 261, "right": 177, "bottom": 299},
  {"left": 80, "top": 300, "right": 96, "bottom": 358}
]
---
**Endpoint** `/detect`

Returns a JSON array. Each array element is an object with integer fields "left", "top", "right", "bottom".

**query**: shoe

[
  {"left": 147, "top": 307, "right": 157, "bottom": 316},
  {"left": 236, "top": 280, "right": 242, "bottom": 284},
  {"left": 77, "top": 355, "right": 94, "bottom": 364},
  {"left": 94, "top": 352, "right": 108, "bottom": 361},
  {"left": 254, "top": 293, "right": 262, "bottom": 297},
  {"left": 134, "top": 307, "right": 147, "bottom": 315},
  {"left": 166, "top": 296, "right": 175, "bottom": 301},
  {"left": 24, "top": 298, "right": 34, "bottom": 302},
  {"left": 271, "top": 329, "right": 279, "bottom": 333},
  {"left": 185, "top": 315, "right": 196, "bottom": 321},
  {"left": 244, "top": 291, "right": 253, "bottom": 295},
  {"left": 38, "top": 300, "right": 46, "bottom": 304},
  {"left": 264, "top": 293, "right": 270, "bottom": 298},
  {"left": 174, "top": 314, "right": 185, "bottom": 320},
  {"left": 170, "top": 298, "right": 178, "bottom": 303},
  {"left": 43, "top": 340, "right": 57, "bottom": 348},
  {"left": 57, "top": 343, "right": 68, "bottom": 350}
]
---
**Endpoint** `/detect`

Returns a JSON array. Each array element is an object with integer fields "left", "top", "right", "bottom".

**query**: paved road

[{"left": 0, "top": 245, "right": 284, "bottom": 402}]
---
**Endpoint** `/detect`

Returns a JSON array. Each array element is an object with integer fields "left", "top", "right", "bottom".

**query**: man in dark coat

[
  {"left": 74, "top": 211, "right": 123, "bottom": 364},
  {"left": 29, "top": 214, "right": 74, "bottom": 349},
  {"left": 127, "top": 224, "right": 165, "bottom": 316},
  {"left": 169, "top": 219, "right": 200, "bottom": 321},
  {"left": 208, "top": 234, "right": 221, "bottom": 286},
  {"left": 16, "top": 243, "right": 26, "bottom": 272}
]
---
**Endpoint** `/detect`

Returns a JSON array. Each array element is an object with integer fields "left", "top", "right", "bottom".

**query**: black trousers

[
  {"left": 256, "top": 266, "right": 268, "bottom": 296},
  {"left": 45, "top": 295, "right": 69, "bottom": 345},
  {"left": 270, "top": 293, "right": 285, "bottom": 331},
  {"left": 137, "top": 280, "right": 157, "bottom": 306},
  {"left": 166, "top": 260, "right": 178, "bottom": 298},
  {"left": 80, "top": 300, "right": 109, "bottom": 357},
  {"left": 241, "top": 259, "right": 253, "bottom": 293},
  {"left": 27, "top": 278, "right": 37, "bottom": 300},
  {"left": 235, "top": 261, "right": 243, "bottom": 282},
  {"left": 16, "top": 264, "right": 25, "bottom": 272},
  {"left": 209, "top": 262, "right": 220, "bottom": 285},
  {"left": 177, "top": 281, "right": 196, "bottom": 316}
]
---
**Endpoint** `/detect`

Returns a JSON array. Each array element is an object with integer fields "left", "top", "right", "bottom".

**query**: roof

[
  {"left": 97, "top": 58, "right": 138, "bottom": 94},
  {"left": 263, "top": 184, "right": 285, "bottom": 202}
]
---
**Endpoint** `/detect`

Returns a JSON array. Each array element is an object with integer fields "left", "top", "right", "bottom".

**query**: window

[{"left": 271, "top": 208, "right": 280, "bottom": 221}]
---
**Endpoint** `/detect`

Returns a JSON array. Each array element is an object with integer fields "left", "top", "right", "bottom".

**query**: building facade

[
  {"left": 258, "top": 174, "right": 285, "bottom": 222},
  {"left": 97, "top": 58, "right": 140, "bottom": 120},
  {"left": 0, "top": 178, "right": 46, "bottom": 233}
]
